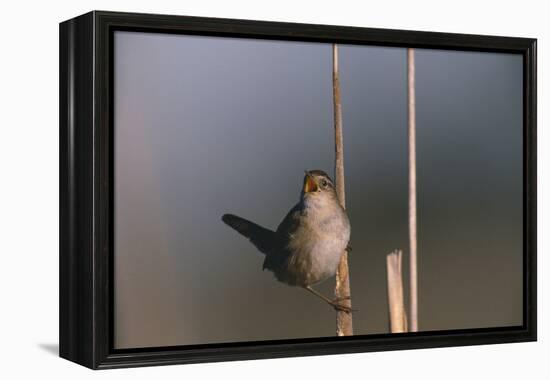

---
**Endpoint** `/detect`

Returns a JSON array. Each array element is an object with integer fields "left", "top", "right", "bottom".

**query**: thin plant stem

[
  {"left": 333, "top": 43, "right": 353, "bottom": 336},
  {"left": 386, "top": 250, "right": 408, "bottom": 333},
  {"left": 408, "top": 48, "right": 418, "bottom": 332}
]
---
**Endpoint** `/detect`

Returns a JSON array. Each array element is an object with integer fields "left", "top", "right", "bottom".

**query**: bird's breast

[{"left": 284, "top": 210, "right": 350, "bottom": 286}]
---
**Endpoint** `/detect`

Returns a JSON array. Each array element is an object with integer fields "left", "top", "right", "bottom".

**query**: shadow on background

[{"left": 38, "top": 343, "right": 58, "bottom": 356}]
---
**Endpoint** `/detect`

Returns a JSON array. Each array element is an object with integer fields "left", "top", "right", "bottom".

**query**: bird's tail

[{"left": 221, "top": 214, "right": 276, "bottom": 255}]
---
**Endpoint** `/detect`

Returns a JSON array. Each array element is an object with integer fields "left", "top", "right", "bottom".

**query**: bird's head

[{"left": 302, "top": 170, "right": 337, "bottom": 199}]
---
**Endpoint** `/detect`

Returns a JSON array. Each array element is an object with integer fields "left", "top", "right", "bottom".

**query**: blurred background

[{"left": 113, "top": 31, "right": 523, "bottom": 348}]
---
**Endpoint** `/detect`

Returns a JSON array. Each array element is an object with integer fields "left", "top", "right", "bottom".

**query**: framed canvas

[{"left": 59, "top": 11, "right": 537, "bottom": 369}]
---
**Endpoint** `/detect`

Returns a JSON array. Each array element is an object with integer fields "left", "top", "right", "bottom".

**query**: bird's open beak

[{"left": 303, "top": 171, "right": 318, "bottom": 193}]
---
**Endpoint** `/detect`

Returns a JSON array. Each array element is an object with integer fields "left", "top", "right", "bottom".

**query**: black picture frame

[{"left": 59, "top": 10, "right": 537, "bottom": 369}]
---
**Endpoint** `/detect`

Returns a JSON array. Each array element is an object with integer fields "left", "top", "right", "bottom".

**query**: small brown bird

[{"left": 222, "top": 170, "right": 352, "bottom": 312}]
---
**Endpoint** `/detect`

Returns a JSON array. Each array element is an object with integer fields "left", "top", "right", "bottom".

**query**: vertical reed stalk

[
  {"left": 408, "top": 48, "right": 419, "bottom": 332},
  {"left": 333, "top": 43, "right": 353, "bottom": 336},
  {"left": 386, "top": 250, "right": 408, "bottom": 333}
]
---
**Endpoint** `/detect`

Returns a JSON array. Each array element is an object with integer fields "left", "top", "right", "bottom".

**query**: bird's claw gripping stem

[{"left": 331, "top": 302, "right": 355, "bottom": 313}]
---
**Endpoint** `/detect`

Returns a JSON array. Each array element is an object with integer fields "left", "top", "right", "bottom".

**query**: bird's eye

[{"left": 321, "top": 179, "right": 329, "bottom": 188}]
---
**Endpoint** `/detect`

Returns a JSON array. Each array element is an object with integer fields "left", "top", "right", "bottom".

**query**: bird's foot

[
  {"left": 304, "top": 286, "right": 356, "bottom": 314},
  {"left": 334, "top": 296, "right": 351, "bottom": 302},
  {"left": 331, "top": 301, "right": 355, "bottom": 314},
  {"left": 329, "top": 297, "right": 356, "bottom": 313}
]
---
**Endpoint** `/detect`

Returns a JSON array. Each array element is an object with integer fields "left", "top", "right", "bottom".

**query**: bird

[{"left": 222, "top": 170, "right": 352, "bottom": 313}]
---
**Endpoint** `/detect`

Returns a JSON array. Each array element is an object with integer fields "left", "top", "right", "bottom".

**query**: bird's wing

[
  {"left": 275, "top": 203, "right": 303, "bottom": 237},
  {"left": 222, "top": 214, "right": 276, "bottom": 255},
  {"left": 261, "top": 203, "right": 303, "bottom": 272}
]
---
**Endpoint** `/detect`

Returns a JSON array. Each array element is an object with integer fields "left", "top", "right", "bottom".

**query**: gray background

[{"left": 114, "top": 31, "right": 523, "bottom": 348}]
